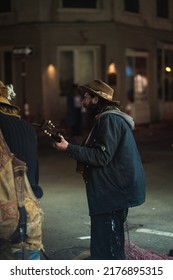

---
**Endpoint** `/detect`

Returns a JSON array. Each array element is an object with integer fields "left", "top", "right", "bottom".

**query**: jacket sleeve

[{"left": 66, "top": 114, "right": 123, "bottom": 167}]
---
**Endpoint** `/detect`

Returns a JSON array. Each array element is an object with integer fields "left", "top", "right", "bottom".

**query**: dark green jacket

[{"left": 67, "top": 110, "right": 146, "bottom": 216}]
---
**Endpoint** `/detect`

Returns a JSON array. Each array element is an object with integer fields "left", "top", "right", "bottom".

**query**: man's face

[{"left": 82, "top": 92, "right": 98, "bottom": 109}]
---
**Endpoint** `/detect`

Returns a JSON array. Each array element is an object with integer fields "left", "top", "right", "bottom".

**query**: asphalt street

[{"left": 37, "top": 123, "right": 173, "bottom": 260}]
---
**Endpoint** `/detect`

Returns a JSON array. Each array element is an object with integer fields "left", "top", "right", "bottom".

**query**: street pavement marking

[
  {"left": 136, "top": 228, "right": 173, "bottom": 238},
  {"left": 77, "top": 236, "right": 90, "bottom": 240},
  {"left": 78, "top": 229, "right": 173, "bottom": 240}
]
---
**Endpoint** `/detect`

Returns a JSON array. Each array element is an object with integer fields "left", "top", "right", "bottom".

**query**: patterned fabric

[
  {"left": 74, "top": 242, "right": 173, "bottom": 260},
  {"left": 0, "top": 103, "right": 20, "bottom": 117},
  {"left": 0, "top": 131, "right": 19, "bottom": 240},
  {"left": 12, "top": 157, "right": 43, "bottom": 251},
  {"left": 125, "top": 241, "right": 173, "bottom": 260},
  {"left": 0, "top": 130, "right": 43, "bottom": 259}
]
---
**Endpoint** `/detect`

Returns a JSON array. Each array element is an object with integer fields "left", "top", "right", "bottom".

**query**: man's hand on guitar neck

[{"left": 53, "top": 135, "right": 69, "bottom": 151}]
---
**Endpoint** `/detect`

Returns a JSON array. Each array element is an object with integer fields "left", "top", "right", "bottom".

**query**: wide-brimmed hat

[
  {"left": 79, "top": 79, "right": 120, "bottom": 105},
  {"left": 0, "top": 81, "right": 11, "bottom": 105}
]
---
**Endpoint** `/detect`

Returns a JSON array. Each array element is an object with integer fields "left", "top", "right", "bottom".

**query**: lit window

[{"left": 126, "top": 53, "right": 148, "bottom": 103}]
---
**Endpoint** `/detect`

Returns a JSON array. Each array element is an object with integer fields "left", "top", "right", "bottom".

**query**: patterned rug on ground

[
  {"left": 74, "top": 241, "right": 173, "bottom": 260},
  {"left": 125, "top": 241, "right": 173, "bottom": 260}
]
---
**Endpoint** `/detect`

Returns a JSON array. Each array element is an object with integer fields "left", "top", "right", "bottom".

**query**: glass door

[{"left": 125, "top": 49, "right": 150, "bottom": 123}]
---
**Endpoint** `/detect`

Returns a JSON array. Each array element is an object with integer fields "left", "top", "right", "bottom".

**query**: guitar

[{"left": 32, "top": 119, "right": 66, "bottom": 142}]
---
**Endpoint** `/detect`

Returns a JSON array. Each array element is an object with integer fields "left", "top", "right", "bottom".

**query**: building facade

[{"left": 0, "top": 0, "right": 173, "bottom": 125}]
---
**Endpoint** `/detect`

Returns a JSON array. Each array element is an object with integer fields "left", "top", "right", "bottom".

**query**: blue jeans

[{"left": 13, "top": 249, "right": 40, "bottom": 260}]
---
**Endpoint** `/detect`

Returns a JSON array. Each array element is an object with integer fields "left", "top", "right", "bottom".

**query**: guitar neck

[
  {"left": 32, "top": 120, "right": 64, "bottom": 143},
  {"left": 50, "top": 133, "right": 61, "bottom": 143}
]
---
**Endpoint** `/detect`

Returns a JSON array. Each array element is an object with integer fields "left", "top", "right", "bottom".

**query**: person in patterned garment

[{"left": 0, "top": 80, "right": 43, "bottom": 260}]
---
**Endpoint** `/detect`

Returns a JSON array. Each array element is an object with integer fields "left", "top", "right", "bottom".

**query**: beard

[
  {"left": 84, "top": 98, "right": 113, "bottom": 130},
  {"left": 85, "top": 103, "right": 99, "bottom": 128}
]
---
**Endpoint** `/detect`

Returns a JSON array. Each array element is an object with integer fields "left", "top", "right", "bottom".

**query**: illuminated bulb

[
  {"left": 165, "top": 67, "right": 171, "bottom": 72},
  {"left": 108, "top": 63, "right": 117, "bottom": 74}
]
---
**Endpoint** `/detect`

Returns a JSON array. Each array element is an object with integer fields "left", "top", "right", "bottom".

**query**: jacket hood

[
  {"left": 112, "top": 108, "right": 135, "bottom": 129},
  {"left": 100, "top": 108, "right": 135, "bottom": 130}
]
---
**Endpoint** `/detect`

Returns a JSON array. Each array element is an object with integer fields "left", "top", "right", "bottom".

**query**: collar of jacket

[{"left": 95, "top": 106, "right": 117, "bottom": 119}]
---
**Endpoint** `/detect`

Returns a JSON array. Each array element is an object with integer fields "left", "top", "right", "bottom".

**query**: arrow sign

[{"left": 13, "top": 46, "right": 33, "bottom": 56}]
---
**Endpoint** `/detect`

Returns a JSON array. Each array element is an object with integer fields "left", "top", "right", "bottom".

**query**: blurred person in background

[{"left": 66, "top": 84, "right": 82, "bottom": 138}]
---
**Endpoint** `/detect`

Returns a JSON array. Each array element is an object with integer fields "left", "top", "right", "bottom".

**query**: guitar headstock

[{"left": 32, "top": 119, "right": 64, "bottom": 142}]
